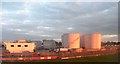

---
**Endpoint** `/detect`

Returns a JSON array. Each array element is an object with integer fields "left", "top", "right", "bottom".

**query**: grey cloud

[
  {"left": 1, "top": 2, "right": 118, "bottom": 41},
  {"left": 2, "top": 2, "right": 24, "bottom": 11}
]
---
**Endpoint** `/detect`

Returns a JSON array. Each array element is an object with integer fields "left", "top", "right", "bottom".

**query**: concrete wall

[
  {"left": 43, "top": 40, "right": 56, "bottom": 49},
  {"left": 4, "top": 43, "right": 35, "bottom": 53}
]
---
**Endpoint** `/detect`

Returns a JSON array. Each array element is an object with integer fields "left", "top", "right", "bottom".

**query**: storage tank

[
  {"left": 80, "top": 35, "right": 85, "bottom": 49},
  {"left": 91, "top": 33, "right": 101, "bottom": 49},
  {"left": 84, "top": 34, "right": 91, "bottom": 49},
  {"left": 69, "top": 33, "right": 80, "bottom": 48},
  {"left": 75, "top": 48, "right": 83, "bottom": 52},
  {"left": 62, "top": 33, "right": 80, "bottom": 48},
  {"left": 84, "top": 33, "right": 101, "bottom": 50}
]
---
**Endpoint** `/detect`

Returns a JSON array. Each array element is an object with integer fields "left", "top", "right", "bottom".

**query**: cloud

[
  {"left": 0, "top": 22, "right": 7, "bottom": 25},
  {"left": 1, "top": 0, "right": 119, "bottom": 2},
  {"left": 8, "top": 29, "right": 24, "bottom": 32},
  {"left": 16, "top": 9, "right": 31, "bottom": 15},
  {"left": 41, "top": 35, "right": 51, "bottom": 37},
  {"left": 2, "top": 8, "right": 31, "bottom": 16},
  {"left": 22, "top": 20, "right": 32, "bottom": 24},
  {"left": 102, "top": 34, "right": 118, "bottom": 41},
  {"left": 0, "top": 12, "right": 2, "bottom": 16},
  {"left": 23, "top": 30, "right": 42, "bottom": 36},
  {"left": 0, "top": 19, "right": 22, "bottom": 25},
  {"left": 102, "top": 34, "right": 118, "bottom": 38},
  {"left": 67, "top": 27, "right": 74, "bottom": 30},
  {"left": 1, "top": 2, "right": 118, "bottom": 41}
]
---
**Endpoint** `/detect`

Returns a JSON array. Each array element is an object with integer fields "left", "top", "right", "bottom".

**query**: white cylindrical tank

[
  {"left": 91, "top": 33, "right": 101, "bottom": 49},
  {"left": 84, "top": 34, "right": 91, "bottom": 49},
  {"left": 84, "top": 33, "right": 101, "bottom": 49},
  {"left": 68, "top": 33, "right": 80, "bottom": 48},
  {"left": 62, "top": 33, "right": 80, "bottom": 48},
  {"left": 80, "top": 35, "right": 85, "bottom": 48}
]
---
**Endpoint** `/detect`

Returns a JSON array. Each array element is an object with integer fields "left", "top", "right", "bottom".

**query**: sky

[{"left": 0, "top": 1, "right": 119, "bottom": 42}]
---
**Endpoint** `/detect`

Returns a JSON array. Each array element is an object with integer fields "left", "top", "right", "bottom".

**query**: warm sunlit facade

[
  {"left": 62, "top": 33, "right": 80, "bottom": 48},
  {"left": 4, "top": 40, "right": 36, "bottom": 53},
  {"left": 84, "top": 33, "right": 101, "bottom": 49}
]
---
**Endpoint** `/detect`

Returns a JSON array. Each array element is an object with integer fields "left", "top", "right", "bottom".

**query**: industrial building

[
  {"left": 62, "top": 33, "right": 81, "bottom": 49},
  {"left": 83, "top": 33, "right": 101, "bottom": 50},
  {"left": 4, "top": 40, "right": 36, "bottom": 53},
  {"left": 31, "top": 41, "right": 43, "bottom": 49},
  {"left": 43, "top": 40, "right": 56, "bottom": 49}
]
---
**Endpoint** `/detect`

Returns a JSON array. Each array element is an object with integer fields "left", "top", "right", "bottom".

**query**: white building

[
  {"left": 4, "top": 40, "right": 36, "bottom": 53},
  {"left": 62, "top": 33, "right": 81, "bottom": 49}
]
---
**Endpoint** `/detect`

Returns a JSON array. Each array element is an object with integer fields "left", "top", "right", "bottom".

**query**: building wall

[
  {"left": 62, "top": 34, "right": 69, "bottom": 48},
  {"left": 43, "top": 40, "right": 56, "bottom": 49},
  {"left": 62, "top": 33, "right": 80, "bottom": 48},
  {"left": 4, "top": 43, "right": 35, "bottom": 53},
  {"left": 32, "top": 41, "right": 42, "bottom": 48}
]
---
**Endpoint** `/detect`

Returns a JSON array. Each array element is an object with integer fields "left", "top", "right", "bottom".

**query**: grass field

[
  {"left": 31, "top": 53, "right": 118, "bottom": 62},
  {"left": 2, "top": 52, "right": 119, "bottom": 64}
]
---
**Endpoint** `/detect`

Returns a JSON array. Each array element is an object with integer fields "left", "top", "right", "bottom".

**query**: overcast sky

[{"left": 0, "top": 2, "right": 118, "bottom": 42}]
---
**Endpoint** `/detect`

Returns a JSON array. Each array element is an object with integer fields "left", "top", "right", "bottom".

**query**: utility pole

[{"left": 58, "top": 42, "right": 62, "bottom": 59}]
